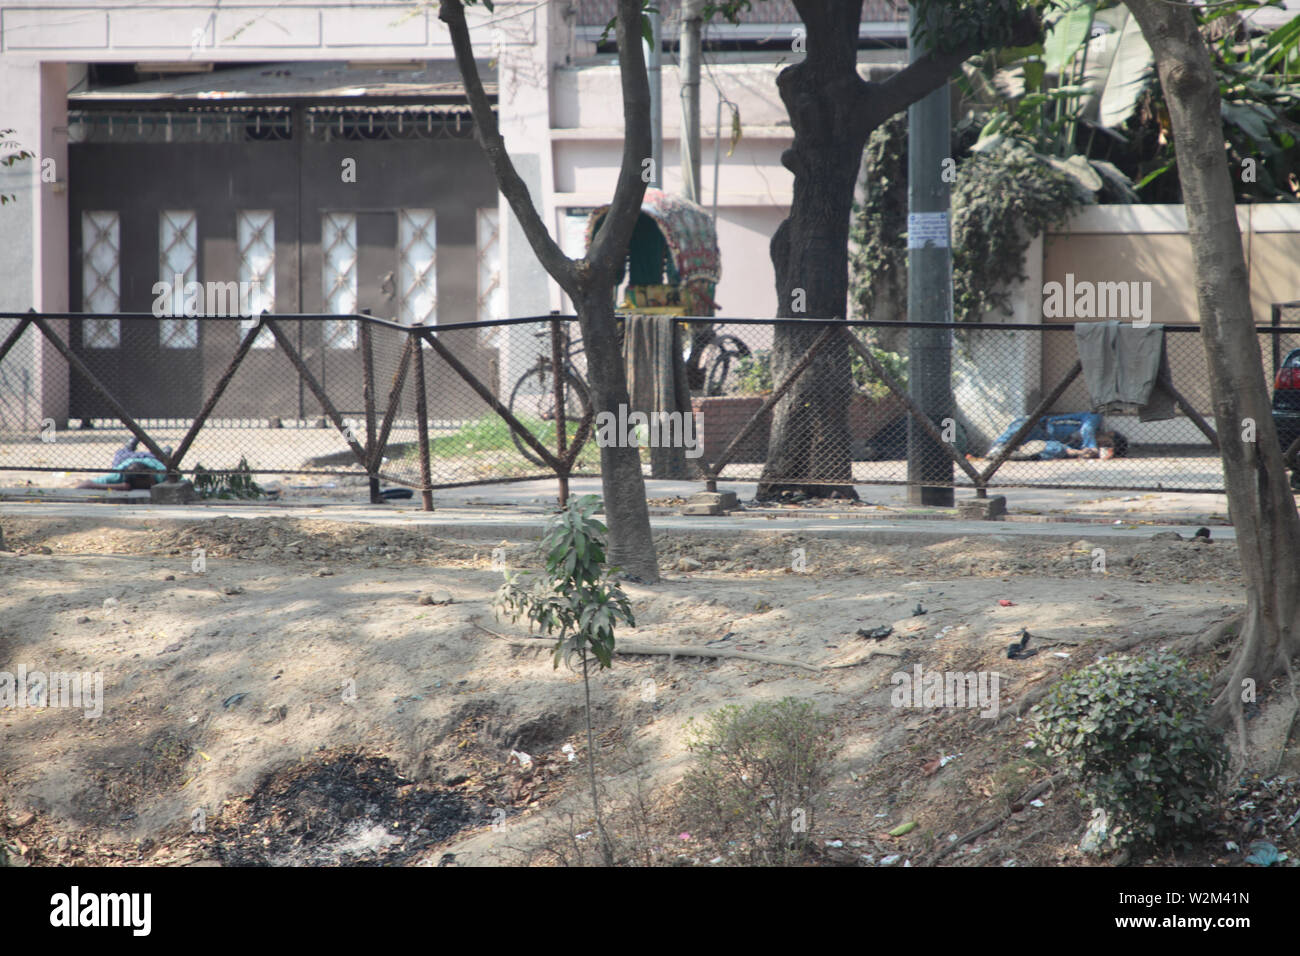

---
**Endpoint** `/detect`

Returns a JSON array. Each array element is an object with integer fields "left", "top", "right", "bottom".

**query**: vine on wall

[{"left": 849, "top": 114, "right": 1084, "bottom": 324}]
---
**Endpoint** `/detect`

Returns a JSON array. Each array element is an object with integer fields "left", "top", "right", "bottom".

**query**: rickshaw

[
  {"left": 585, "top": 188, "right": 748, "bottom": 396},
  {"left": 508, "top": 189, "right": 748, "bottom": 466}
]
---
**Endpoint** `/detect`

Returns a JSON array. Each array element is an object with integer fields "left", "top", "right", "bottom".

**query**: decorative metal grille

[
  {"left": 398, "top": 209, "right": 437, "bottom": 327},
  {"left": 477, "top": 207, "right": 502, "bottom": 323},
  {"left": 68, "top": 107, "right": 476, "bottom": 145},
  {"left": 237, "top": 210, "right": 276, "bottom": 348},
  {"left": 158, "top": 209, "right": 199, "bottom": 348},
  {"left": 81, "top": 211, "right": 120, "bottom": 347},
  {"left": 305, "top": 107, "right": 475, "bottom": 142},
  {"left": 68, "top": 109, "right": 293, "bottom": 144},
  {"left": 322, "top": 212, "right": 358, "bottom": 348}
]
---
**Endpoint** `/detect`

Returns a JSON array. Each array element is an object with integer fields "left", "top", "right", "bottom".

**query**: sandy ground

[{"left": 2, "top": 512, "right": 1266, "bottom": 867}]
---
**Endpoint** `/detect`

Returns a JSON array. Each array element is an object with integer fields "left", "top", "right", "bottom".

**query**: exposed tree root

[
  {"left": 472, "top": 618, "right": 902, "bottom": 672},
  {"left": 925, "top": 772, "right": 1068, "bottom": 866},
  {"left": 1172, "top": 610, "right": 1243, "bottom": 657}
]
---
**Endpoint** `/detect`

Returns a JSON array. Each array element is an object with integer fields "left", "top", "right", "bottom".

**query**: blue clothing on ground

[
  {"left": 992, "top": 412, "right": 1101, "bottom": 454},
  {"left": 89, "top": 454, "right": 167, "bottom": 485},
  {"left": 110, "top": 437, "right": 141, "bottom": 470}
]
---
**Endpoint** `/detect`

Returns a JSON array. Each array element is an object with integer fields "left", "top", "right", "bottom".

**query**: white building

[{"left": 0, "top": 0, "right": 909, "bottom": 327}]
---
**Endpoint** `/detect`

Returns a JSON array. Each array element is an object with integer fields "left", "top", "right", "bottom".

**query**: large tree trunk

[
  {"left": 576, "top": 289, "right": 659, "bottom": 581},
  {"left": 757, "top": 1, "right": 1034, "bottom": 500},
  {"left": 757, "top": 2, "right": 869, "bottom": 501},
  {"left": 441, "top": 0, "right": 660, "bottom": 582},
  {"left": 1125, "top": 0, "right": 1300, "bottom": 740}
]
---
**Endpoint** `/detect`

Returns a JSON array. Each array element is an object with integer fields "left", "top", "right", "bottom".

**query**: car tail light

[{"left": 1276, "top": 367, "right": 1300, "bottom": 390}]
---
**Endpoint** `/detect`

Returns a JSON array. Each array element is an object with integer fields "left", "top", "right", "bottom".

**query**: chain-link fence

[
  {"left": 692, "top": 317, "right": 1300, "bottom": 494},
  {"left": 3, "top": 310, "right": 1299, "bottom": 502},
  {"left": 0, "top": 312, "right": 587, "bottom": 504}
]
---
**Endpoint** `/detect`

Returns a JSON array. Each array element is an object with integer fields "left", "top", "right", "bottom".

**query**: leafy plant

[
  {"left": 0, "top": 129, "right": 35, "bottom": 206},
  {"left": 951, "top": 140, "right": 1083, "bottom": 321},
  {"left": 852, "top": 114, "right": 1084, "bottom": 325},
  {"left": 850, "top": 336, "right": 909, "bottom": 400},
  {"left": 730, "top": 342, "right": 906, "bottom": 401},
  {"left": 679, "top": 697, "right": 838, "bottom": 865},
  {"left": 192, "top": 457, "right": 264, "bottom": 499},
  {"left": 731, "top": 349, "right": 772, "bottom": 395},
  {"left": 1030, "top": 651, "right": 1227, "bottom": 851},
  {"left": 494, "top": 494, "right": 635, "bottom": 865}
]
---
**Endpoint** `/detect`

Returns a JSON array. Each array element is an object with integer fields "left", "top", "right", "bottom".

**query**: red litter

[{"left": 998, "top": 600, "right": 1016, "bottom": 607}]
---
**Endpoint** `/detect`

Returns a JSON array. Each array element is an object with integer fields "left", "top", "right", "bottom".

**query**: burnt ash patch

[{"left": 210, "top": 751, "right": 488, "bottom": 866}]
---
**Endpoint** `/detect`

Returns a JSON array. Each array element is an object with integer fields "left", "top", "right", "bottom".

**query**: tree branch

[
  {"left": 863, "top": 8, "right": 1041, "bottom": 131},
  {"left": 583, "top": 0, "right": 652, "bottom": 282},
  {"left": 439, "top": 0, "right": 575, "bottom": 288}
]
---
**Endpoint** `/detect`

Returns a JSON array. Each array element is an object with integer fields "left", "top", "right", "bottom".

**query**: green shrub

[
  {"left": 679, "top": 697, "right": 837, "bottom": 865},
  {"left": 1031, "top": 651, "right": 1226, "bottom": 851},
  {"left": 729, "top": 343, "right": 908, "bottom": 401},
  {"left": 731, "top": 349, "right": 772, "bottom": 395},
  {"left": 192, "top": 457, "right": 263, "bottom": 499},
  {"left": 495, "top": 494, "right": 634, "bottom": 865}
]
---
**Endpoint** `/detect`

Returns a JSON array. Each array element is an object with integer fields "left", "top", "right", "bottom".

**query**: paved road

[{"left": 0, "top": 475, "right": 1236, "bottom": 545}]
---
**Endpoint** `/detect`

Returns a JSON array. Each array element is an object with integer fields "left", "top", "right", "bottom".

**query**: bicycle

[
  {"left": 506, "top": 319, "right": 750, "bottom": 467},
  {"left": 507, "top": 324, "right": 594, "bottom": 468},
  {"left": 688, "top": 327, "right": 752, "bottom": 396}
]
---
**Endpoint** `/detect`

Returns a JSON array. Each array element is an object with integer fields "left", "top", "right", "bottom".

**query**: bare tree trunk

[
  {"left": 758, "top": 1, "right": 1037, "bottom": 500},
  {"left": 757, "top": 1, "right": 867, "bottom": 501},
  {"left": 1125, "top": 0, "right": 1300, "bottom": 740},
  {"left": 577, "top": 289, "right": 659, "bottom": 581},
  {"left": 440, "top": 0, "right": 660, "bottom": 582}
]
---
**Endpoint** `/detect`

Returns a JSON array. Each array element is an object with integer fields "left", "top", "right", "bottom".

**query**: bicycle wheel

[
  {"left": 508, "top": 362, "right": 593, "bottom": 467},
  {"left": 701, "top": 334, "right": 752, "bottom": 396}
]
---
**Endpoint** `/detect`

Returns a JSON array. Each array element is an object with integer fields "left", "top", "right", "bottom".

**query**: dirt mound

[{"left": 210, "top": 751, "right": 485, "bottom": 867}]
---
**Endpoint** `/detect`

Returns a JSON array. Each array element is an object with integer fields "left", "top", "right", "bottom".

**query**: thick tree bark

[
  {"left": 1126, "top": 0, "right": 1300, "bottom": 741},
  {"left": 577, "top": 290, "right": 659, "bottom": 579},
  {"left": 758, "top": 1, "right": 1035, "bottom": 500},
  {"left": 757, "top": 3, "right": 867, "bottom": 500},
  {"left": 442, "top": 0, "right": 660, "bottom": 581}
]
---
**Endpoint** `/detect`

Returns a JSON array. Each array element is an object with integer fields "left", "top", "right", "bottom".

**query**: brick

[
  {"left": 688, "top": 491, "right": 739, "bottom": 511},
  {"left": 957, "top": 495, "right": 1007, "bottom": 520},
  {"left": 150, "top": 480, "right": 198, "bottom": 504}
]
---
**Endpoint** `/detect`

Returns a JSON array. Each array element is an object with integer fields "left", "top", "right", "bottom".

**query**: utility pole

[
  {"left": 905, "top": 4, "right": 955, "bottom": 506},
  {"left": 646, "top": 7, "right": 663, "bottom": 189},
  {"left": 680, "top": 0, "right": 704, "bottom": 201}
]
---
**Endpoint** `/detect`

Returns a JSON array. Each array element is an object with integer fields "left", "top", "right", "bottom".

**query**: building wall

[{"left": 1039, "top": 204, "right": 1300, "bottom": 446}]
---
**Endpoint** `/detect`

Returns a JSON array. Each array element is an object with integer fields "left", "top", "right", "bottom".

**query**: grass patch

[{"left": 409, "top": 415, "right": 600, "bottom": 469}]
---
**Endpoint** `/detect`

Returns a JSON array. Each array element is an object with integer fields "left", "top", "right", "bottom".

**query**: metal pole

[
  {"left": 413, "top": 332, "right": 435, "bottom": 512},
  {"left": 711, "top": 97, "right": 722, "bottom": 220},
  {"left": 680, "top": 0, "right": 704, "bottom": 202},
  {"left": 360, "top": 312, "right": 382, "bottom": 504},
  {"left": 905, "top": 5, "right": 955, "bottom": 507},
  {"left": 550, "top": 315, "right": 570, "bottom": 507},
  {"left": 647, "top": 7, "right": 663, "bottom": 189}
]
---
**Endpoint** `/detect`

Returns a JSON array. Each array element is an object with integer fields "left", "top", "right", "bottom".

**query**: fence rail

[{"left": 3, "top": 308, "right": 1299, "bottom": 505}]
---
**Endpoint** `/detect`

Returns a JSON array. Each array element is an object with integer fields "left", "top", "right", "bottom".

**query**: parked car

[{"left": 1272, "top": 347, "right": 1300, "bottom": 484}]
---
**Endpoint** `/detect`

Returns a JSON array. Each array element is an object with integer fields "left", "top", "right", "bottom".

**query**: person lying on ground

[{"left": 74, "top": 437, "right": 171, "bottom": 490}]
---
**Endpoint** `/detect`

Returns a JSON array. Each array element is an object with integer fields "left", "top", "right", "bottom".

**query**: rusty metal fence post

[
  {"left": 551, "top": 314, "right": 570, "bottom": 507},
  {"left": 412, "top": 330, "right": 435, "bottom": 511}
]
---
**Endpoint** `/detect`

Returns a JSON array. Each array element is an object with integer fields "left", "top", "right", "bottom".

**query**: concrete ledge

[
  {"left": 150, "top": 480, "right": 198, "bottom": 504},
  {"left": 957, "top": 495, "right": 1007, "bottom": 520},
  {"left": 682, "top": 490, "right": 740, "bottom": 516}
]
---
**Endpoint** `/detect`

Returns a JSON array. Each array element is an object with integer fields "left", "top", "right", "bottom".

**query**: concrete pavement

[{"left": 0, "top": 476, "right": 1236, "bottom": 545}]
